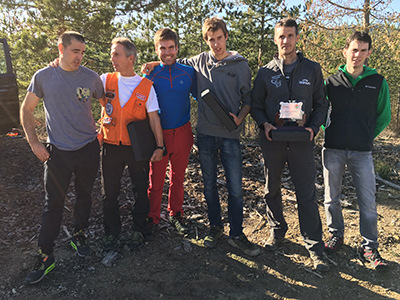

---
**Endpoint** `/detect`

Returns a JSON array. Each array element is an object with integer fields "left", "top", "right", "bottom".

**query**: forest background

[{"left": 1, "top": 0, "right": 400, "bottom": 137}]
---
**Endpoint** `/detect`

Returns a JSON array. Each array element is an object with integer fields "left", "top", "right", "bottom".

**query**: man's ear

[
  {"left": 342, "top": 48, "right": 347, "bottom": 58},
  {"left": 58, "top": 43, "right": 63, "bottom": 54}
]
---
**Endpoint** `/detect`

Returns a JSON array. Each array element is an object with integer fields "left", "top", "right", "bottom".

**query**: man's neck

[
  {"left": 119, "top": 70, "right": 136, "bottom": 77},
  {"left": 59, "top": 59, "right": 75, "bottom": 72},
  {"left": 214, "top": 51, "right": 230, "bottom": 61},
  {"left": 346, "top": 65, "right": 364, "bottom": 79},
  {"left": 280, "top": 52, "right": 298, "bottom": 65}
]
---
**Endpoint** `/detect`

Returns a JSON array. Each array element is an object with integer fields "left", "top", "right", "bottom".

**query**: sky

[{"left": 283, "top": 0, "right": 400, "bottom": 15}]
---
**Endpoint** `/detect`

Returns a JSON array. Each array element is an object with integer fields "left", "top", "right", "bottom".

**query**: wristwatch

[{"left": 156, "top": 145, "right": 167, "bottom": 156}]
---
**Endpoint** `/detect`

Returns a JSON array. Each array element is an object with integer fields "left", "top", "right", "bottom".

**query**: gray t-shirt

[
  {"left": 283, "top": 57, "right": 300, "bottom": 82},
  {"left": 28, "top": 66, "right": 104, "bottom": 151}
]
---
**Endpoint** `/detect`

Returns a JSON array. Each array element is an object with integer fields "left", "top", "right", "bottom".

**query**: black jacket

[
  {"left": 251, "top": 52, "right": 328, "bottom": 135},
  {"left": 324, "top": 70, "right": 383, "bottom": 151}
]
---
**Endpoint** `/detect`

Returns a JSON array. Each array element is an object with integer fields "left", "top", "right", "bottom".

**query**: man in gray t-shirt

[{"left": 21, "top": 31, "right": 104, "bottom": 285}]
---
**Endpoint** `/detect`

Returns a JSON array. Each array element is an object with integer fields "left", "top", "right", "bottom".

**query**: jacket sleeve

[
  {"left": 308, "top": 64, "right": 328, "bottom": 134},
  {"left": 177, "top": 55, "right": 199, "bottom": 68},
  {"left": 374, "top": 78, "right": 391, "bottom": 138},
  {"left": 189, "top": 68, "right": 198, "bottom": 101},
  {"left": 250, "top": 68, "right": 269, "bottom": 128},
  {"left": 240, "top": 62, "right": 252, "bottom": 107}
]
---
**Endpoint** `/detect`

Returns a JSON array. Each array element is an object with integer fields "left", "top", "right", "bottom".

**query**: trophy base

[{"left": 270, "top": 126, "right": 310, "bottom": 142}]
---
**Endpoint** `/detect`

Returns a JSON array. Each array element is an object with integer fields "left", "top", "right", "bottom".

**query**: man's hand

[
  {"left": 150, "top": 148, "right": 163, "bottom": 162},
  {"left": 48, "top": 58, "right": 59, "bottom": 68},
  {"left": 263, "top": 122, "right": 277, "bottom": 141},
  {"left": 141, "top": 62, "right": 159, "bottom": 75},
  {"left": 229, "top": 112, "right": 244, "bottom": 126},
  {"left": 30, "top": 140, "right": 50, "bottom": 162},
  {"left": 305, "top": 127, "right": 314, "bottom": 141}
]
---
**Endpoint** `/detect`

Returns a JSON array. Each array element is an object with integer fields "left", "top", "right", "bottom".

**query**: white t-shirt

[{"left": 100, "top": 73, "right": 159, "bottom": 113}]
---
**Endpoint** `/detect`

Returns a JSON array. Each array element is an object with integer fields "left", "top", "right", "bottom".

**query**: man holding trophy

[{"left": 251, "top": 18, "right": 329, "bottom": 272}]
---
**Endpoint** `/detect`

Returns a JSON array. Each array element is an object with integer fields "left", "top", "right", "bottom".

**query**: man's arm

[
  {"left": 307, "top": 64, "right": 328, "bottom": 140},
  {"left": 148, "top": 111, "right": 164, "bottom": 162},
  {"left": 20, "top": 92, "right": 49, "bottom": 162},
  {"left": 141, "top": 61, "right": 161, "bottom": 75},
  {"left": 229, "top": 61, "right": 252, "bottom": 126},
  {"left": 230, "top": 105, "right": 250, "bottom": 126},
  {"left": 251, "top": 68, "right": 276, "bottom": 141},
  {"left": 374, "top": 78, "right": 391, "bottom": 138}
]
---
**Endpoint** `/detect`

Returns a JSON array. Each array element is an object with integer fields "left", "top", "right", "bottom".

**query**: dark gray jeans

[{"left": 260, "top": 132, "right": 324, "bottom": 256}]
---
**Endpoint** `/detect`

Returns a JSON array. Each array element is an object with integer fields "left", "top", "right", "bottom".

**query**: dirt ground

[{"left": 1, "top": 130, "right": 400, "bottom": 300}]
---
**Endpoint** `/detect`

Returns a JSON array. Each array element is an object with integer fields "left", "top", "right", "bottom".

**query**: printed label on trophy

[{"left": 279, "top": 101, "right": 304, "bottom": 120}]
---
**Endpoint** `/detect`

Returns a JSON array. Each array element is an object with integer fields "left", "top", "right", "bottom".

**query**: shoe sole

[
  {"left": 264, "top": 239, "right": 284, "bottom": 252},
  {"left": 203, "top": 230, "right": 223, "bottom": 248},
  {"left": 227, "top": 239, "right": 261, "bottom": 256},
  {"left": 26, "top": 262, "right": 55, "bottom": 285},
  {"left": 358, "top": 255, "right": 389, "bottom": 270},
  {"left": 70, "top": 241, "right": 91, "bottom": 257}
]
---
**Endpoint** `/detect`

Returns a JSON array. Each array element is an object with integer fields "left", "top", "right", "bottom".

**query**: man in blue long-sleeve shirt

[{"left": 145, "top": 28, "right": 197, "bottom": 235}]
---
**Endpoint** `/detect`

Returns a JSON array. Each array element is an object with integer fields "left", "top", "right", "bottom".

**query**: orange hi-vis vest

[{"left": 101, "top": 72, "right": 153, "bottom": 146}]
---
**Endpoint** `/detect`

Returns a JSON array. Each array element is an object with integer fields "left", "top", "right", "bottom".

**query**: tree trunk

[{"left": 363, "top": 0, "right": 370, "bottom": 33}]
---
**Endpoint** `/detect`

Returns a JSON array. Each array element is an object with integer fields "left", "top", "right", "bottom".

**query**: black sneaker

[
  {"left": 130, "top": 231, "right": 144, "bottom": 249},
  {"left": 168, "top": 212, "right": 188, "bottom": 235},
  {"left": 103, "top": 234, "right": 118, "bottom": 251},
  {"left": 228, "top": 233, "right": 261, "bottom": 256},
  {"left": 71, "top": 230, "right": 91, "bottom": 257},
  {"left": 25, "top": 250, "right": 55, "bottom": 284},
  {"left": 310, "top": 253, "right": 330, "bottom": 273},
  {"left": 358, "top": 248, "right": 388, "bottom": 270},
  {"left": 264, "top": 233, "right": 284, "bottom": 251},
  {"left": 204, "top": 225, "right": 224, "bottom": 248},
  {"left": 324, "top": 235, "right": 344, "bottom": 254}
]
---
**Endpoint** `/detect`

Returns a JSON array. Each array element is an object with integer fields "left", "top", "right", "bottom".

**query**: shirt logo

[
  {"left": 299, "top": 79, "right": 311, "bottom": 85},
  {"left": 365, "top": 85, "right": 377, "bottom": 89},
  {"left": 136, "top": 92, "right": 147, "bottom": 101},
  {"left": 271, "top": 75, "right": 282, "bottom": 88},
  {"left": 227, "top": 71, "right": 236, "bottom": 78},
  {"left": 76, "top": 87, "right": 90, "bottom": 103},
  {"left": 106, "top": 102, "right": 113, "bottom": 115},
  {"left": 105, "top": 91, "right": 115, "bottom": 99}
]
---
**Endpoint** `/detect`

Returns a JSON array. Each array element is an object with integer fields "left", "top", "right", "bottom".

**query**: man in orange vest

[{"left": 99, "top": 38, "right": 164, "bottom": 251}]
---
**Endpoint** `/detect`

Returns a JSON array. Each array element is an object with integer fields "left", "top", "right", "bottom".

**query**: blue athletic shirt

[{"left": 145, "top": 62, "right": 197, "bottom": 130}]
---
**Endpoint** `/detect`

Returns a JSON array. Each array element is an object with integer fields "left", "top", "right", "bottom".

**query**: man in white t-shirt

[{"left": 98, "top": 38, "right": 164, "bottom": 251}]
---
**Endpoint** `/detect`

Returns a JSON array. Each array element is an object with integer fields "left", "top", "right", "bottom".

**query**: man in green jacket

[{"left": 323, "top": 31, "right": 391, "bottom": 270}]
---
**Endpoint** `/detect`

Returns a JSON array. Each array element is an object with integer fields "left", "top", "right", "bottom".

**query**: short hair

[
  {"left": 202, "top": 17, "right": 228, "bottom": 41},
  {"left": 58, "top": 31, "right": 85, "bottom": 47},
  {"left": 275, "top": 18, "right": 299, "bottom": 36},
  {"left": 111, "top": 37, "right": 137, "bottom": 61},
  {"left": 345, "top": 31, "right": 372, "bottom": 50},
  {"left": 154, "top": 28, "right": 179, "bottom": 47}
]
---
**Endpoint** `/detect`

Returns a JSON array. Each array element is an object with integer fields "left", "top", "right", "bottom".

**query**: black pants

[
  {"left": 260, "top": 132, "right": 324, "bottom": 256},
  {"left": 38, "top": 139, "right": 100, "bottom": 254},
  {"left": 102, "top": 143, "right": 150, "bottom": 236}
]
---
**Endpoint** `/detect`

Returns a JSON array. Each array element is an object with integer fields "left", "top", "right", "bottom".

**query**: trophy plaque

[{"left": 270, "top": 101, "right": 310, "bottom": 142}]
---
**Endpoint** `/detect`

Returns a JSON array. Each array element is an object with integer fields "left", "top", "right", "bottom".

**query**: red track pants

[{"left": 148, "top": 122, "right": 193, "bottom": 224}]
